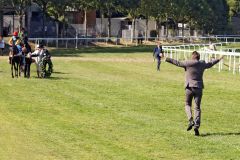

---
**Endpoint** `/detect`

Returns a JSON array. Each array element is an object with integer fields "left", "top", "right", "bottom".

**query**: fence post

[
  {"left": 239, "top": 56, "right": 240, "bottom": 74},
  {"left": 233, "top": 55, "right": 236, "bottom": 74},
  {"left": 218, "top": 56, "right": 221, "bottom": 72},
  {"left": 221, "top": 55, "right": 224, "bottom": 70},
  {"left": 66, "top": 39, "right": 68, "bottom": 49},
  {"left": 75, "top": 34, "right": 78, "bottom": 49},
  {"left": 188, "top": 45, "right": 190, "bottom": 57},
  {"left": 229, "top": 55, "right": 231, "bottom": 71}
]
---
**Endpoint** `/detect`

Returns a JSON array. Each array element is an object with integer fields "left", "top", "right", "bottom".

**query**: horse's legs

[
  {"left": 9, "top": 51, "right": 12, "bottom": 64},
  {"left": 11, "top": 63, "right": 14, "bottom": 78},
  {"left": 18, "top": 62, "right": 21, "bottom": 77},
  {"left": 14, "top": 63, "right": 18, "bottom": 78},
  {"left": 10, "top": 57, "right": 14, "bottom": 78},
  {"left": 28, "top": 63, "right": 31, "bottom": 78},
  {"left": 24, "top": 63, "right": 30, "bottom": 78},
  {"left": 24, "top": 64, "right": 27, "bottom": 77}
]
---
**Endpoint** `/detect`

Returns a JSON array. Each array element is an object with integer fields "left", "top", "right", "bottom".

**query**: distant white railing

[
  {"left": 163, "top": 42, "right": 240, "bottom": 75},
  {"left": 28, "top": 36, "right": 240, "bottom": 49}
]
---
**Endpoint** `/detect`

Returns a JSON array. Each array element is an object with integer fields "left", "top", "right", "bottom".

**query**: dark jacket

[
  {"left": 153, "top": 46, "right": 164, "bottom": 59},
  {"left": 166, "top": 58, "right": 220, "bottom": 89}
]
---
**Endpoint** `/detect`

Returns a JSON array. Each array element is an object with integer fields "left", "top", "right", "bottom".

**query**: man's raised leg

[{"left": 185, "top": 87, "right": 194, "bottom": 131}]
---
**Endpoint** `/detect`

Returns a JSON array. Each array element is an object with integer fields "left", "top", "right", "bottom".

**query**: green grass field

[{"left": 0, "top": 47, "right": 239, "bottom": 160}]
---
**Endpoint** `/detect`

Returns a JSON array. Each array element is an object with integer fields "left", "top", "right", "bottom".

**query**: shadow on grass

[
  {"left": 53, "top": 71, "right": 70, "bottom": 75},
  {"left": 46, "top": 76, "right": 69, "bottom": 80},
  {"left": 31, "top": 76, "right": 69, "bottom": 80},
  {"left": 201, "top": 132, "right": 240, "bottom": 137},
  {"left": 50, "top": 46, "right": 155, "bottom": 57}
]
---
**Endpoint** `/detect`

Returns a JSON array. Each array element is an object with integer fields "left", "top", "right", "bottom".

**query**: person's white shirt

[
  {"left": 31, "top": 48, "right": 45, "bottom": 72},
  {"left": 31, "top": 48, "right": 44, "bottom": 56},
  {"left": 31, "top": 48, "right": 45, "bottom": 63},
  {"left": 0, "top": 39, "right": 5, "bottom": 49},
  {"left": 209, "top": 44, "right": 216, "bottom": 51}
]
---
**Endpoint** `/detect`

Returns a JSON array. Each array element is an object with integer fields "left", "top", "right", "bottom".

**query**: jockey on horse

[
  {"left": 9, "top": 38, "right": 23, "bottom": 78},
  {"left": 8, "top": 31, "right": 21, "bottom": 64}
]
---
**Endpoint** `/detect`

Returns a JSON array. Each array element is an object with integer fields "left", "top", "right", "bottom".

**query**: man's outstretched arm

[
  {"left": 165, "top": 57, "right": 187, "bottom": 68},
  {"left": 205, "top": 55, "right": 224, "bottom": 69}
]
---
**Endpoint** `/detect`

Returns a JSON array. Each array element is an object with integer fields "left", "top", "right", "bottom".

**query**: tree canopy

[{"left": 1, "top": 0, "right": 238, "bottom": 35}]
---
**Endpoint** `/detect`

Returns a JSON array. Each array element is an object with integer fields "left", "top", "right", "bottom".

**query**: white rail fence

[
  {"left": 28, "top": 36, "right": 240, "bottom": 74},
  {"left": 28, "top": 36, "right": 240, "bottom": 49},
  {"left": 163, "top": 42, "right": 240, "bottom": 75}
]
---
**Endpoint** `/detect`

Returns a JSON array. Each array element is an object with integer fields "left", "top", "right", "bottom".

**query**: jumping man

[{"left": 165, "top": 51, "right": 224, "bottom": 136}]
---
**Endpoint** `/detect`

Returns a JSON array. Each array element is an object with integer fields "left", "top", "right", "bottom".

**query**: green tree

[
  {"left": 150, "top": 0, "right": 167, "bottom": 39},
  {"left": 72, "top": 0, "right": 97, "bottom": 37},
  {"left": 10, "top": 0, "right": 32, "bottom": 31},
  {"left": 139, "top": 0, "right": 152, "bottom": 41},
  {"left": 227, "top": 0, "right": 240, "bottom": 19},
  {"left": 120, "top": 0, "right": 141, "bottom": 42},
  {"left": 96, "top": 0, "right": 118, "bottom": 38},
  {"left": 48, "top": 0, "right": 72, "bottom": 37},
  {"left": 0, "top": 0, "right": 4, "bottom": 35},
  {"left": 201, "top": 0, "right": 229, "bottom": 34},
  {"left": 32, "top": 0, "right": 52, "bottom": 37}
]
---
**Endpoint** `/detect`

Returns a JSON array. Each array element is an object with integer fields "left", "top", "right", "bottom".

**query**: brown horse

[{"left": 10, "top": 45, "right": 21, "bottom": 78}]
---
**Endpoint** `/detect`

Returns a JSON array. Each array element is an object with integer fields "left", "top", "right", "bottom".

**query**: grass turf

[{"left": 0, "top": 47, "right": 239, "bottom": 160}]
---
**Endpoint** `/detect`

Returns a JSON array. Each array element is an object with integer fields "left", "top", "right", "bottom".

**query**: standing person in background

[
  {"left": 18, "top": 28, "right": 27, "bottom": 40},
  {"left": 153, "top": 42, "right": 164, "bottom": 71},
  {"left": 138, "top": 31, "right": 143, "bottom": 44},
  {"left": 164, "top": 51, "right": 224, "bottom": 136},
  {"left": 0, "top": 35, "right": 5, "bottom": 56},
  {"left": 209, "top": 42, "right": 217, "bottom": 51}
]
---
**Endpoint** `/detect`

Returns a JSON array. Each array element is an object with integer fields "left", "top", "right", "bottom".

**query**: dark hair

[{"left": 192, "top": 51, "right": 200, "bottom": 60}]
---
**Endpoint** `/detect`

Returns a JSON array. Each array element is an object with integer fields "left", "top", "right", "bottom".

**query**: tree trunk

[
  {"left": 13, "top": 13, "right": 15, "bottom": 33},
  {"left": 27, "top": 9, "right": 32, "bottom": 37},
  {"left": 156, "top": 18, "right": 161, "bottom": 40},
  {"left": 100, "top": 11, "right": 104, "bottom": 37},
  {"left": 18, "top": 4, "right": 24, "bottom": 31},
  {"left": 181, "top": 22, "right": 185, "bottom": 43},
  {"left": 174, "top": 19, "right": 179, "bottom": 37},
  {"left": 107, "top": 8, "right": 111, "bottom": 38},
  {"left": 166, "top": 19, "right": 168, "bottom": 40},
  {"left": 189, "top": 20, "right": 193, "bottom": 42},
  {"left": 131, "top": 18, "right": 136, "bottom": 43},
  {"left": 175, "top": 24, "right": 179, "bottom": 37},
  {"left": 182, "top": 22, "right": 184, "bottom": 37},
  {"left": 42, "top": 6, "right": 46, "bottom": 38},
  {"left": 19, "top": 14, "right": 23, "bottom": 31},
  {"left": 145, "top": 18, "right": 148, "bottom": 41},
  {"left": 0, "top": 10, "right": 3, "bottom": 36},
  {"left": 62, "top": 14, "right": 67, "bottom": 37},
  {"left": 63, "top": 22, "right": 66, "bottom": 38},
  {"left": 84, "top": 9, "right": 87, "bottom": 38},
  {"left": 56, "top": 21, "right": 59, "bottom": 38}
]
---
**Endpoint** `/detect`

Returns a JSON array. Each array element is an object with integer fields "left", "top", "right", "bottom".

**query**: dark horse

[{"left": 10, "top": 46, "right": 21, "bottom": 78}]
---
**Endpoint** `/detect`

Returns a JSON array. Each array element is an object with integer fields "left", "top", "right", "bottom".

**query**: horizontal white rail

[{"left": 163, "top": 43, "right": 240, "bottom": 75}]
